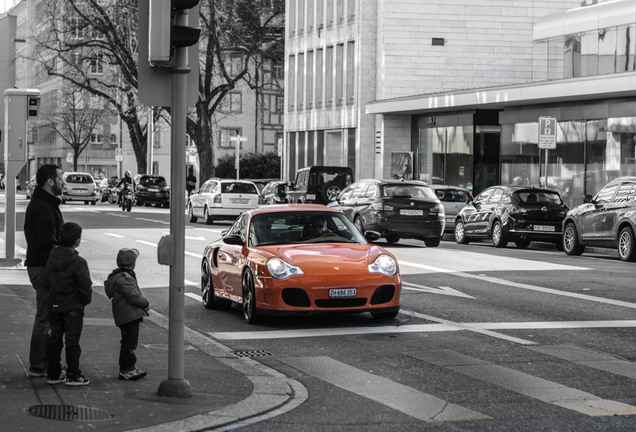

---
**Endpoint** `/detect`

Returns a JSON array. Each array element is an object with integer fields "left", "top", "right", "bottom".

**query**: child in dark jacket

[
  {"left": 44, "top": 222, "right": 92, "bottom": 386},
  {"left": 104, "top": 248, "right": 150, "bottom": 381}
]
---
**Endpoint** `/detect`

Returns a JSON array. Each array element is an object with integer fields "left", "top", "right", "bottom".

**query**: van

[{"left": 286, "top": 166, "right": 354, "bottom": 205}]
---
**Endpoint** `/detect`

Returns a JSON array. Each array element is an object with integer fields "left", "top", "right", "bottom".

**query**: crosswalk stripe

[
  {"left": 410, "top": 350, "right": 636, "bottom": 417},
  {"left": 528, "top": 345, "right": 636, "bottom": 380},
  {"left": 280, "top": 356, "right": 490, "bottom": 422}
]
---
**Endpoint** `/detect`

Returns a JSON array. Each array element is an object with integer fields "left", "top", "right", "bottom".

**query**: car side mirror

[
  {"left": 364, "top": 230, "right": 381, "bottom": 242},
  {"left": 222, "top": 234, "right": 244, "bottom": 246},
  {"left": 583, "top": 194, "right": 593, "bottom": 204}
]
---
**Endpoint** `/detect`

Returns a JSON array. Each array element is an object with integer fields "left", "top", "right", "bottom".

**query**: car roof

[
  {"left": 250, "top": 204, "right": 342, "bottom": 216},
  {"left": 485, "top": 185, "right": 561, "bottom": 194},
  {"left": 355, "top": 178, "right": 430, "bottom": 186},
  {"left": 430, "top": 184, "right": 470, "bottom": 190},
  {"left": 63, "top": 171, "right": 92, "bottom": 177}
]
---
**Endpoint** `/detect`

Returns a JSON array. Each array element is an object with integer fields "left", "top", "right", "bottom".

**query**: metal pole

[
  {"left": 157, "top": 9, "right": 191, "bottom": 399},
  {"left": 544, "top": 149, "right": 549, "bottom": 188}
]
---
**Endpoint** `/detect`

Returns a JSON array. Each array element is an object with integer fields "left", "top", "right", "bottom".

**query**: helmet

[{"left": 125, "top": 170, "right": 131, "bottom": 177}]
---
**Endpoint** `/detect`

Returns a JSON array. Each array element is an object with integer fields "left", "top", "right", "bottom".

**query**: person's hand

[{"left": 144, "top": 304, "right": 151, "bottom": 312}]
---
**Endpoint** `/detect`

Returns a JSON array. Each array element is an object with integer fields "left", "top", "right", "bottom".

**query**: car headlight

[
  {"left": 267, "top": 257, "right": 304, "bottom": 279},
  {"left": 368, "top": 254, "right": 397, "bottom": 276}
]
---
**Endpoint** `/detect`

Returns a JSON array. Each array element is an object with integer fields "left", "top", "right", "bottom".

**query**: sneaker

[
  {"left": 46, "top": 370, "right": 67, "bottom": 385},
  {"left": 28, "top": 369, "right": 47, "bottom": 378},
  {"left": 65, "top": 375, "right": 90, "bottom": 386},
  {"left": 118, "top": 368, "right": 147, "bottom": 381}
]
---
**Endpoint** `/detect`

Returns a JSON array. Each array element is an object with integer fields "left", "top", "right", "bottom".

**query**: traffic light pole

[{"left": 157, "top": 9, "right": 191, "bottom": 399}]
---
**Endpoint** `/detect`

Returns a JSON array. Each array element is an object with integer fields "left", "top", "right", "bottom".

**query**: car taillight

[
  {"left": 512, "top": 206, "right": 527, "bottom": 215},
  {"left": 213, "top": 194, "right": 221, "bottom": 203}
]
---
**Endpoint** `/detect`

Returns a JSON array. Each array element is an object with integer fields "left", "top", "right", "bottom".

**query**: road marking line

[
  {"left": 136, "top": 217, "right": 169, "bottom": 224},
  {"left": 104, "top": 212, "right": 129, "bottom": 218},
  {"left": 134, "top": 240, "right": 202, "bottom": 259},
  {"left": 208, "top": 320, "right": 636, "bottom": 341},
  {"left": 399, "top": 260, "right": 636, "bottom": 309},
  {"left": 105, "top": 233, "right": 125, "bottom": 238},
  {"left": 403, "top": 283, "right": 475, "bottom": 299},
  {"left": 280, "top": 356, "right": 490, "bottom": 422},
  {"left": 185, "top": 292, "right": 200, "bottom": 302},
  {"left": 411, "top": 350, "right": 636, "bottom": 416},
  {"left": 527, "top": 345, "right": 636, "bottom": 380},
  {"left": 136, "top": 240, "right": 157, "bottom": 247}
]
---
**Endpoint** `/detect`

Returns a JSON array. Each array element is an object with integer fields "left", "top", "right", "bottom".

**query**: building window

[
  {"left": 346, "top": 41, "right": 355, "bottom": 104},
  {"left": 298, "top": 0, "right": 305, "bottom": 34},
  {"left": 317, "top": 0, "right": 324, "bottom": 30},
  {"left": 297, "top": 52, "right": 305, "bottom": 110},
  {"left": 220, "top": 92, "right": 242, "bottom": 114},
  {"left": 219, "top": 128, "right": 242, "bottom": 149},
  {"left": 90, "top": 133, "right": 103, "bottom": 144},
  {"left": 288, "top": 54, "right": 296, "bottom": 110},
  {"left": 110, "top": 133, "right": 117, "bottom": 143},
  {"left": 336, "top": 44, "right": 344, "bottom": 106},
  {"left": 347, "top": 0, "right": 356, "bottom": 21},
  {"left": 90, "top": 54, "right": 104, "bottom": 74},
  {"left": 336, "top": 0, "right": 344, "bottom": 24},
  {"left": 326, "top": 46, "right": 333, "bottom": 107},
  {"left": 316, "top": 48, "right": 323, "bottom": 108},
  {"left": 70, "top": 17, "right": 85, "bottom": 39},
  {"left": 326, "top": 0, "right": 334, "bottom": 28},
  {"left": 289, "top": 0, "right": 296, "bottom": 36},
  {"left": 226, "top": 54, "right": 243, "bottom": 76},
  {"left": 307, "top": 51, "right": 314, "bottom": 108}
]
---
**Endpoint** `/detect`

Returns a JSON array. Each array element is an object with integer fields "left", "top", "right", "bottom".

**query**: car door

[
  {"left": 463, "top": 188, "right": 494, "bottom": 235},
  {"left": 217, "top": 214, "right": 248, "bottom": 297},
  {"left": 602, "top": 181, "right": 636, "bottom": 241},
  {"left": 190, "top": 181, "right": 211, "bottom": 217},
  {"left": 333, "top": 184, "right": 357, "bottom": 218},
  {"left": 579, "top": 181, "right": 619, "bottom": 242}
]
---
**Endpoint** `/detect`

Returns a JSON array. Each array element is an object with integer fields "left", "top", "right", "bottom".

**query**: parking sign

[{"left": 538, "top": 117, "right": 557, "bottom": 149}]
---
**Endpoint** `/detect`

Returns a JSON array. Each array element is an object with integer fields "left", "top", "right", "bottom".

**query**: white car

[
  {"left": 188, "top": 179, "right": 263, "bottom": 224},
  {"left": 61, "top": 172, "right": 98, "bottom": 205}
]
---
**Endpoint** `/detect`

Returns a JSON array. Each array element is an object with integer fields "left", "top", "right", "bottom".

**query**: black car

[
  {"left": 261, "top": 180, "right": 288, "bottom": 205},
  {"left": 286, "top": 165, "right": 354, "bottom": 205},
  {"left": 330, "top": 179, "right": 445, "bottom": 247},
  {"left": 562, "top": 176, "right": 636, "bottom": 261},
  {"left": 454, "top": 185, "right": 568, "bottom": 249},
  {"left": 135, "top": 174, "right": 170, "bottom": 208}
]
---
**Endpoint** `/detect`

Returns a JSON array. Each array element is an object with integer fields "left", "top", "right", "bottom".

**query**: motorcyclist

[{"left": 116, "top": 171, "right": 135, "bottom": 205}]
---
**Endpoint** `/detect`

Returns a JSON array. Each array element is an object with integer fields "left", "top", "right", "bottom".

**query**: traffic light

[
  {"left": 27, "top": 95, "right": 40, "bottom": 119},
  {"left": 148, "top": 0, "right": 201, "bottom": 65}
]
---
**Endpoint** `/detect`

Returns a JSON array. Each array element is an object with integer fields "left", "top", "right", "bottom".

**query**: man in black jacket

[{"left": 24, "top": 164, "right": 64, "bottom": 378}]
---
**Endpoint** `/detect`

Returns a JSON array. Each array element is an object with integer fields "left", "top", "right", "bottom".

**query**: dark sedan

[
  {"left": 454, "top": 185, "right": 568, "bottom": 249},
  {"left": 329, "top": 179, "right": 445, "bottom": 247},
  {"left": 562, "top": 176, "right": 636, "bottom": 261},
  {"left": 135, "top": 175, "right": 170, "bottom": 208}
]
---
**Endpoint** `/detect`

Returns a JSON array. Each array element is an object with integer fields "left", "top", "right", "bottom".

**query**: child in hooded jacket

[
  {"left": 44, "top": 222, "right": 92, "bottom": 386},
  {"left": 104, "top": 248, "right": 149, "bottom": 381}
]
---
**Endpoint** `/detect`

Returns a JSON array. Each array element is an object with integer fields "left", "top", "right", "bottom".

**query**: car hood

[{"left": 263, "top": 243, "right": 389, "bottom": 275}]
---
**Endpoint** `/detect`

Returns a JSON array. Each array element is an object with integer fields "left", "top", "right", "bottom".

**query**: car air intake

[
  {"left": 370, "top": 285, "right": 395, "bottom": 304},
  {"left": 315, "top": 298, "right": 367, "bottom": 308},
  {"left": 282, "top": 288, "right": 311, "bottom": 307}
]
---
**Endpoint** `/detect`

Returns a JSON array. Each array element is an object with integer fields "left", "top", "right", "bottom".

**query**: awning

[{"left": 533, "top": 0, "right": 636, "bottom": 41}]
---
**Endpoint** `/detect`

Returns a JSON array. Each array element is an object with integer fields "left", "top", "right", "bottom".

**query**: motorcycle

[{"left": 119, "top": 186, "right": 136, "bottom": 212}]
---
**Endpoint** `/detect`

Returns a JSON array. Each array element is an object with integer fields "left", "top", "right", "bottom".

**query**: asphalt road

[{"left": 2, "top": 197, "right": 635, "bottom": 431}]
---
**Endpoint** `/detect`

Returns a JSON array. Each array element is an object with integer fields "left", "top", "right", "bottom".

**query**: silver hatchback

[
  {"left": 188, "top": 179, "right": 263, "bottom": 224},
  {"left": 61, "top": 172, "right": 98, "bottom": 205},
  {"left": 431, "top": 185, "right": 473, "bottom": 234}
]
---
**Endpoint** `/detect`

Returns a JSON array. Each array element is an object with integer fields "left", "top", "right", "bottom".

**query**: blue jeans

[
  {"left": 48, "top": 309, "right": 84, "bottom": 379},
  {"left": 28, "top": 267, "right": 49, "bottom": 373},
  {"left": 119, "top": 318, "right": 142, "bottom": 372}
]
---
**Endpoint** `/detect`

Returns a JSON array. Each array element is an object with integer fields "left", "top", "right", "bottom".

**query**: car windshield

[
  {"left": 436, "top": 189, "right": 470, "bottom": 202},
  {"left": 250, "top": 211, "right": 365, "bottom": 246},
  {"left": 383, "top": 184, "right": 436, "bottom": 199},
  {"left": 516, "top": 190, "right": 563, "bottom": 205},
  {"left": 140, "top": 176, "right": 167, "bottom": 187},
  {"left": 222, "top": 182, "right": 258, "bottom": 194},
  {"left": 65, "top": 174, "right": 92, "bottom": 184}
]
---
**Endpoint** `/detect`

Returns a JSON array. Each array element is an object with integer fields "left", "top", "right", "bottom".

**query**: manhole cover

[
  {"left": 233, "top": 350, "right": 272, "bottom": 358},
  {"left": 26, "top": 405, "right": 113, "bottom": 422}
]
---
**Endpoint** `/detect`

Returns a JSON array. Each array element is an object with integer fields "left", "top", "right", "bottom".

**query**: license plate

[
  {"left": 149, "top": 188, "right": 159, "bottom": 192},
  {"left": 400, "top": 209, "right": 423, "bottom": 216},
  {"left": 329, "top": 288, "right": 356, "bottom": 298},
  {"left": 445, "top": 217, "right": 454, "bottom": 223},
  {"left": 306, "top": 194, "right": 316, "bottom": 200},
  {"left": 533, "top": 225, "right": 555, "bottom": 232},
  {"left": 231, "top": 198, "right": 249, "bottom": 204}
]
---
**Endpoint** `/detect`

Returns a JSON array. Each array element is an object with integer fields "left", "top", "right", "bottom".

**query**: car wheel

[
  {"left": 618, "top": 226, "right": 636, "bottom": 262},
  {"left": 371, "top": 309, "right": 399, "bottom": 320},
  {"left": 386, "top": 234, "right": 400, "bottom": 244},
  {"left": 321, "top": 181, "right": 341, "bottom": 203},
  {"left": 492, "top": 221, "right": 508, "bottom": 248},
  {"left": 126, "top": 202, "right": 132, "bottom": 212},
  {"left": 91, "top": 201, "right": 96, "bottom": 206},
  {"left": 424, "top": 237, "right": 441, "bottom": 247},
  {"left": 563, "top": 222, "right": 585, "bottom": 256},
  {"left": 515, "top": 239, "right": 531, "bottom": 249},
  {"left": 242, "top": 269, "right": 259, "bottom": 324},
  {"left": 188, "top": 205, "right": 198, "bottom": 223},
  {"left": 201, "top": 259, "right": 229, "bottom": 310},
  {"left": 204, "top": 206, "right": 214, "bottom": 225},
  {"left": 84, "top": 201, "right": 89, "bottom": 205},
  {"left": 454, "top": 220, "right": 469, "bottom": 244},
  {"left": 354, "top": 217, "right": 364, "bottom": 234}
]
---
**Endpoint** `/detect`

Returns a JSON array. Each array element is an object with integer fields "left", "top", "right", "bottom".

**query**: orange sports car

[{"left": 200, "top": 205, "right": 402, "bottom": 323}]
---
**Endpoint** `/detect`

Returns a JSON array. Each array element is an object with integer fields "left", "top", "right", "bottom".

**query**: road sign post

[
  {"left": 230, "top": 136, "right": 247, "bottom": 180},
  {"left": 538, "top": 117, "right": 557, "bottom": 188}
]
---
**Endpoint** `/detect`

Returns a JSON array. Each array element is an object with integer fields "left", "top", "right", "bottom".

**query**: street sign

[
  {"left": 66, "top": 152, "right": 73, "bottom": 163},
  {"left": 115, "top": 148, "right": 123, "bottom": 162},
  {"left": 538, "top": 117, "right": 557, "bottom": 150},
  {"left": 230, "top": 136, "right": 247, "bottom": 179}
]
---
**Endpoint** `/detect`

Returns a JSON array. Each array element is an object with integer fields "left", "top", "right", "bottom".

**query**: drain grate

[
  {"left": 26, "top": 405, "right": 113, "bottom": 422},
  {"left": 141, "top": 343, "right": 196, "bottom": 351},
  {"left": 233, "top": 350, "right": 272, "bottom": 358}
]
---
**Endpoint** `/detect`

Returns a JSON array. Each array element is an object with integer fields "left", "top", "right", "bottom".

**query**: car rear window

[
  {"left": 65, "top": 175, "right": 93, "bottom": 184},
  {"left": 516, "top": 191, "right": 563, "bottom": 205},
  {"left": 140, "top": 176, "right": 167, "bottom": 187},
  {"left": 383, "top": 184, "right": 436, "bottom": 199},
  {"left": 221, "top": 182, "right": 258, "bottom": 194},
  {"left": 436, "top": 189, "right": 470, "bottom": 202}
]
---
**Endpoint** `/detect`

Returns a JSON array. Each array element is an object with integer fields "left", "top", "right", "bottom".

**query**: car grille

[{"left": 315, "top": 298, "right": 368, "bottom": 308}]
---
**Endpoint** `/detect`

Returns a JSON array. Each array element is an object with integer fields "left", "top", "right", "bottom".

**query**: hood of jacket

[
  {"left": 46, "top": 246, "right": 78, "bottom": 272},
  {"left": 104, "top": 269, "right": 134, "bottom": 299}
]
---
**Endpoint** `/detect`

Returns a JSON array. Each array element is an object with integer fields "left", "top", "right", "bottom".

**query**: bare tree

[{"left": 42, "top": 88, "right": 110, "bottom": 171}]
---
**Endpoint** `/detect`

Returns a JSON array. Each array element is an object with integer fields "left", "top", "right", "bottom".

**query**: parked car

[
  {"left": 0, "top": 175, "right": 21, "bottom": 190},
  {"left": 286, "top": 165, "right": 354, "bottom": 205},
  {"left": 245, "top": 178, "right": 280, "bottom": 194},
  {"left": 135, "top": 174, "right": 170, "bottom": 207},
  {"left": 431, "top": 185, "right": 473, "bottom": 235},
  {"left": 25, "top": 175, "right": 37, "bottom": 199},
  {"left": 562, "top": 176, "right": 636, "bottom": 261},
  {"left": 99, "top": 176, "right": 120, "bottom": 203},
  {"left": 200, "top": 205, "right": 401, "bottom": 323},
  {"left": 188, "top": 179, "right": 263, "bottom": 224},
  {"left": 261, "top": 180, "right": 288, "bottom": 205},
  {"left": 454, "top": 185, "right": 568, "bottom": 249},
  {"left": 61, "top": 172, "right": 98, "bottom": 205},
  {"left": 330, "top": 179, "right": 445, "bottom": 247}
]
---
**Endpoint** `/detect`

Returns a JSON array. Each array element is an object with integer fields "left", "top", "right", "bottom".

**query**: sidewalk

[{"left": 0, "top": 262, "right": 306, "bottom": 432}]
